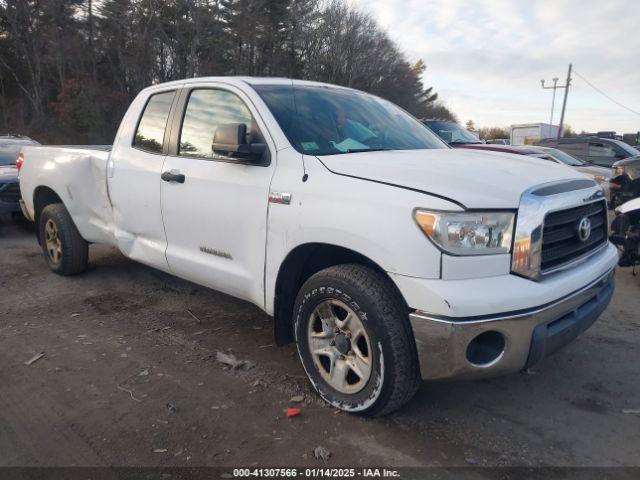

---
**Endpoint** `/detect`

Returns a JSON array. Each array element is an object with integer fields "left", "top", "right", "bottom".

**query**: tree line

[{"left": 0, "top": 0, "right": 455, "bottom": 144}]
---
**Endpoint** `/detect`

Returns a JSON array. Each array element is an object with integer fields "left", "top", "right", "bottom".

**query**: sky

[{"left": 357, "top": 0, "right": 640, "bottom": 134}]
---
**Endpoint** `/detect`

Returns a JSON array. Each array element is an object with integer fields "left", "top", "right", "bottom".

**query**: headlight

[{"left": 414, "top": 210, "right": 515, "bottom": 255}]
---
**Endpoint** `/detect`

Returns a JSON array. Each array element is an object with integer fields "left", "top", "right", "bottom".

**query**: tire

[
  {"left": 39, "top": 203, "right": 88, "bottom": 275},
  {"left": 293, "top": 264, "right": 421, "bottom": 416}
]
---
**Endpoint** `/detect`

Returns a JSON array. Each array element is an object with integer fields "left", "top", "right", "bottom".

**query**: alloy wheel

[
  {"left": 307, "top": 299, "right": 373, "bottom": 394},
  {"left": 44, "top": 218, "right": 62, "bottom": 265}
]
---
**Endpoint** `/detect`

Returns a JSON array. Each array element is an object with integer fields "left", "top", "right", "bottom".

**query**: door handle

[{"left": 161, "top": 170, "right": 185, "bottom": 183}]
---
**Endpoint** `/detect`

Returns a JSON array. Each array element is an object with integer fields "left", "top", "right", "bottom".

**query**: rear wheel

[
  {"left": 39, "top": 203, "right": 88, "bottom": 275},
  {"left": 293, "top": 264, "right": 421, "bottom": 416}
]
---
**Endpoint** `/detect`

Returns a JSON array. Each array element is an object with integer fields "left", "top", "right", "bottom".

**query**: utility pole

[
  {"left": 88, "top": 0, "right": 96, "bottom": 81},
  {"left": 541, "top": 63, "right": 572, "bottom": 139},
  {"left": 557, "top": 63, "right": 572, "bottom": 139},
  {"left": 540, "top": 77, "right": 559, "bottom": 124}
]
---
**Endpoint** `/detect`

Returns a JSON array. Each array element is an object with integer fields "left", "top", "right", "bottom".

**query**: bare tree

[{"left": 0, "top": 0, "right": 455, "bottom": 143}]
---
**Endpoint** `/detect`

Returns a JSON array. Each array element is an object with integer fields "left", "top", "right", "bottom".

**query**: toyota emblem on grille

[{"left": 577, "top": 216, "right": 591, "bottom": 242}]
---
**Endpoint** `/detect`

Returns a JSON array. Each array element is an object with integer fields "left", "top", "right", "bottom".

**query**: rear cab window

[{"left": 133, "top": 90, "right": 176, "bottom": 153}]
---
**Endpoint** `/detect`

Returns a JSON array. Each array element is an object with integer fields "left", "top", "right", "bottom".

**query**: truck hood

[
  {"left": 318, "top": 148, "right": 587, "bottom": 208},
  {"left": 0, "top": 165, "right": 18, "bottom": 182}
]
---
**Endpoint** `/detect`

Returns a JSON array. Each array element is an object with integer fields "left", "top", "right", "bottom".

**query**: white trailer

[{"left": 510, "top": 123, "right": 559, "bottom": 146}]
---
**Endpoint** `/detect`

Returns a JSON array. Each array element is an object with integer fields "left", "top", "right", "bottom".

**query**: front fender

[{"left": 263, "top": 155, "right": 461, "bottom": 314}]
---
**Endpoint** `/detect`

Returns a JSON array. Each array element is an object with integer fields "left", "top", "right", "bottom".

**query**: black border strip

[{"left": 0, "top": 467, "right": 638, "bottom": 480}]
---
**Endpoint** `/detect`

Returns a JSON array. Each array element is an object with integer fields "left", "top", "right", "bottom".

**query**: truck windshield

[{"left": 253, "top": 84, "right": 447, "bottom": 156}]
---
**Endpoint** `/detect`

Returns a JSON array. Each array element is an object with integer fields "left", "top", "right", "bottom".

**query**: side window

[
  {"left": 588, "top": 142, "right": 617, "bottom": 158},
  {"left": 179, "top": 89, "right": 259, "bottom": 159},
  {"left": 560, "top": 143, "right": 586, "bottom": 159},
  {"left": 133, "top": 90, "right": 176, "bottom": 153}
]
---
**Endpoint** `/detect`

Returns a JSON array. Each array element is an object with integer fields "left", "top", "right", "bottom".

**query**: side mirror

[{"left": 212, "top": 123, "right": 266, "bottom": 163}]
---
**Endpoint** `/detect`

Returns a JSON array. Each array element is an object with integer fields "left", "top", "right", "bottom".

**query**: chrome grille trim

[
  {"left": 511, "top": 179, "right": 607, "bottom": 281},
  {"left": 540, "top": 200, "right": 608, "bottom": 272}
]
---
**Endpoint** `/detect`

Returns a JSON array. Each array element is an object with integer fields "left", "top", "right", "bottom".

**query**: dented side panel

[{"left": 19, "top": 146, "right": 116, "bottom": 246}]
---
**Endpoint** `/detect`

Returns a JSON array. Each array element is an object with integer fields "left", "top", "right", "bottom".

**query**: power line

[{"left": 573, "top": 68, "right": 640, "bottom": 117}]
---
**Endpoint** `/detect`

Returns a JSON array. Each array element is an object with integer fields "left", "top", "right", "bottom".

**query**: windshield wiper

[
  {"left": 449, "top": 140, "right": 481, "bottom": 145},
  {"left": 345, "top": 148, "right": 389, "bottom": 153},
  {"left": 319, "top": 147, "right": 391, "bottom": 156}
]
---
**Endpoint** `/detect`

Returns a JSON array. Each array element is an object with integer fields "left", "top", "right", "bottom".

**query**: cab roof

[{"left": 143, "top": 76, "right": 355, "bottom": 92}]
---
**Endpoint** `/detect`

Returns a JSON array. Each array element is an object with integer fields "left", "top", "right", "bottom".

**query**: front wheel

[
  {"left": 39, "top": 203, "right": 88, "bottom": 275},
  {"left": 293, "top": 264, "right": 421, "bottom": 416}
]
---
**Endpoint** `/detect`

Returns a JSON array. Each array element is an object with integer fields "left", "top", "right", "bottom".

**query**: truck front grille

[
  {"left": 541, "top": 200, "right": 608, "bottom": 272},
  {"left": 0, "top": 183, "right": 21, "bottom": 203}
]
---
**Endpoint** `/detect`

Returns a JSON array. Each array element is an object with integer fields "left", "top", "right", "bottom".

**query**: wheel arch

[{"left": 273, "top": 242, "right": 408, "bottom": 345}]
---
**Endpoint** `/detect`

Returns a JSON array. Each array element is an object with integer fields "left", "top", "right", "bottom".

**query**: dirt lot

[{"left": 1, "top": 219, "right": 639, "bottom": 468}]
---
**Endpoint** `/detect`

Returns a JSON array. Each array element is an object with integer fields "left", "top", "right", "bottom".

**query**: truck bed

[{"left": 19, "top": 145, "right": 117, "bottom": 246}]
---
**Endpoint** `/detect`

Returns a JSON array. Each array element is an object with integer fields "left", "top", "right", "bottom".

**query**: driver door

[{"left": 160, "top": 85, "right": 276, "bottom": 307}]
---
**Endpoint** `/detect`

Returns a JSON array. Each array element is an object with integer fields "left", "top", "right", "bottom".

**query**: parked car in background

[
  {"left": 453, "top": 143, "right": 547, "bottom": 157},
  {"left": 530, "top": 146, "right": 611, "bottom": 201},
  {"left": 536, "top": 137, "right": 640, "bottom": 168},
  {"left": 0, "top": 134, "right": 39, "bottom": 219},
  {"left": 18, "top": 77, "right": 617, "bottom": 415},
  {"left": 531, "top": 145, "right": 604, "bottom": 172},
  {"left": 622, "top": 132, "right": 640, "bottom": 147},
  {"left": 610, "top": 197, "right": 640, "bottom": 267},
  {"left": 422, "top": 120, "right": 483, "bottom": 146},
  {"left": 610, "top": 157, "right": 640, "bottom": 209},
  {"left": 453, "top": 143, "right": 612, "bottom": 202}
]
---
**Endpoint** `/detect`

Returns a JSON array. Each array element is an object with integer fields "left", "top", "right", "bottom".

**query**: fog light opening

[{"left": 466, "top": 331, "right": 505, "bottom": 367}]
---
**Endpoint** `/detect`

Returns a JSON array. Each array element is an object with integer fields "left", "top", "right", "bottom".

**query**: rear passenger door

[
  {"left": 108, "top": 88, "right": 178, "bottom": 270},
  {"left": 160, "top": 84, "right": 276, "bottom": 307}
]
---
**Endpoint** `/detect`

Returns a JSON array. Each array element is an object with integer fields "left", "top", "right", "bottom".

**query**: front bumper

[{"left": 410, "top": 268, "right": 615, "bottom": 380}]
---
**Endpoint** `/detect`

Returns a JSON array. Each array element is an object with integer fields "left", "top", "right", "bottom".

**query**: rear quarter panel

[{"left": 19, "top": 146, "right": 116, "bottom": 244}]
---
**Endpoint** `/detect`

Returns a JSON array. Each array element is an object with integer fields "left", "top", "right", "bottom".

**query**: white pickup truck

[{"left": 18, "top": 77, "right": 618, "bottom": 416}]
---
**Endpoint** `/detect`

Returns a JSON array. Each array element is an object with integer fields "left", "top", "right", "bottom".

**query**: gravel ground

[{"left": 1, "top": 219, "right": 639, "bottom": 467}]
